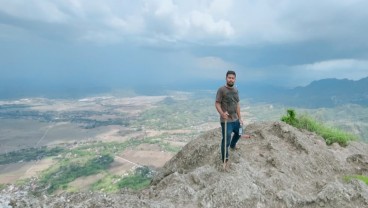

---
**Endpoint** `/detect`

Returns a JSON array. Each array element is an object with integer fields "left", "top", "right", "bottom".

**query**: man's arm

[
  {"left": 236, "top": 102, "right": 243, "bottom": 125},
  {"left": 215, "top": 101, "right": 228, "bottom": 120}
]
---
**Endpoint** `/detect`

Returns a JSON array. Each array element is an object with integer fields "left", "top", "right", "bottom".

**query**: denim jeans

[{"left": 221, "top": 119, "right": 241, "bottom": 162}]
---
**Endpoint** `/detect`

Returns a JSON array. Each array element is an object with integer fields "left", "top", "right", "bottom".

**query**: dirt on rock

[{"left": 1, "top": 121, "right": 368, "bottom": 208}]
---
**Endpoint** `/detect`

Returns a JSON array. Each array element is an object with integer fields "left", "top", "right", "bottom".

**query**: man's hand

[
  {"left": 239, "top": 118, "right": 244, "bottom": 126},
  {"left": 222, "top": 111, "right": 229, "bottom": 120}
]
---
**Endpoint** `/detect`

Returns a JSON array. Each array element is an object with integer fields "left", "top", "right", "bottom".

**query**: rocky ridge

[{"left": 1, "top": 121, "right": 368, "bottom": 208}]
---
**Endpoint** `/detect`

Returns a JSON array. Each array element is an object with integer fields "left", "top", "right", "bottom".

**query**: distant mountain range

[
  {"left": 244, "top": 77, "right": 368, "bottom": 108},
  {"left": 1, "top": 75, "right": 367, "bottom": 108}
]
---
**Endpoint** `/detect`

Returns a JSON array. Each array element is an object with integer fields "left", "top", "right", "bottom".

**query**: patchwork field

[{"left": 0, "top": 94, "right": 219, "bottom": 192}]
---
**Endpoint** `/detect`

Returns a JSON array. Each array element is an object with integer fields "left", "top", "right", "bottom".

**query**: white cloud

[
  {"left": 288, "top": 59, "right": 368, "bottom": 86},
  {"left": 295, "top": 59, "right": 368, "bottom": 75},
  {"left": 141, "top": 0, "right": 235, "bottom": 44},
  {"left": 1, "top": 0, "right": 368, "bottom": 88},
  {"left": 0, "top": 0, "right": 236, "bottom": 44},
  {"left": 188, "top": 11, "right": 234, "bottom": 38},
  {"left": 197, "top": 56, "right": 233, "bottom": 69},
  {"left": 209, "top": 0, "right": 233, "bottom": 15},
  {"left": 194, "top": 56, "right": 236, "bottom": 79},
  {"left": 1, "top": 0, "right": 368, "bottom": 46},
  {"left": 0, "top": 0, "right": 69, "bottom": 23}
]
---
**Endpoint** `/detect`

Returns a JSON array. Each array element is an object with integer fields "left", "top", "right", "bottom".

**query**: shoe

[
  {"left": 230, "top": 146, "right": 240, "bottom": 151},
  {"left": 222, "top": 159, "right": 230, "bottom": 171}
]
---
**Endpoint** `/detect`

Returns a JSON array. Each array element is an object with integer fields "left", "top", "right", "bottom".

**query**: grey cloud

[
  {"left": 1, "top": 0, "right": 368, "bottom": 95},
  {"left": 2, "top": 0, "right": 368, "bottom": 47}
]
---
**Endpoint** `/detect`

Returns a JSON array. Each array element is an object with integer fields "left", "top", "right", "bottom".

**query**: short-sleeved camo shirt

[{"left": 216, "top": 86, "right": 239, "bottom": 123}]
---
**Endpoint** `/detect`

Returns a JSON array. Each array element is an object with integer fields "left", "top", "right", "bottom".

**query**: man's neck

[{"left": 225, "top": 84, "right": 234, "bottom": 88}]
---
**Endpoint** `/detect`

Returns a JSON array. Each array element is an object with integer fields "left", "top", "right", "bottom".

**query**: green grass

[
  {"left": 344, "top": 175, "right": 368, "bottom": 185},
  {"left": 0, "top": 183, "right": 5, "bottom": 190},
  {"left": 91, "top": 174, "right": 121, "bottom": 193},
  {"left": 281, "top": 109, "right": 358, "bottom": 146}
]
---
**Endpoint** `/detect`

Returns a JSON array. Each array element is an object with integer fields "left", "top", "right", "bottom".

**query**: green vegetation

[
  {"left": 344, "top": 175, "right": 368, "bottom": 185},
  {"left": 91, "top": 174, "right": 121, "bottom": 193},
  {"left": 301, "top": 104, "right": 368, "bottom": 142},
  {"left": 281, "top": 109, "right": 358, "bottom": 146},
  {"left": 281, "top": 109, "right": 298, "bottom": 126},
  {"left": 246, "top": 103, "right": 368, "bottom": 142},
  {"left": 78, "top": 118, "right": 130, "bottom": 129},
  {"left": 92, "top": 166, "right": 153, "bottom": 192},
  {"left": 31, "top": 136, "right": 176, "bottom": 194},
  {"left": 0, "top": 183, "right": 6, "bottom": 190},
  {"left": 38, "top": 154, "right": 113, "bottom": 193},
  {"left": 8, "top": 131, "right": 181, "bottom": 194},
  {"left": 132, "top": 98, "right": 217, "bottom": 130},
  {"left": 160, "top": 141, "right": 182, "bottom": 153},
  {"left": 0, "top": 147, "right": 64, "bottom": 165},
  {"left": 72, "top": 136, "right": 180, "bottom": 156},
  {"left": 117, "top": 166, "right": 152, "bottom": 190}
]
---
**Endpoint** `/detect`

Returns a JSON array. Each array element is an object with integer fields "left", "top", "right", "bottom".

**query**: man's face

[{"left": 226, "top": 74, "right": 236, "bottom": 87}]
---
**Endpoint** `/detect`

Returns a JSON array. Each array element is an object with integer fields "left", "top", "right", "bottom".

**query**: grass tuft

[
  {"left": 281, "top": 109, "right": 358, "bottom": 146},
  {"left": 344, "top": 175, "right": 368, "bottom": 185}
]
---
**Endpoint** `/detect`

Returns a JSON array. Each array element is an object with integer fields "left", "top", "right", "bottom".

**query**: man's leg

[{"left": 230, "top": 120, "right": 241, "bottom": 149}]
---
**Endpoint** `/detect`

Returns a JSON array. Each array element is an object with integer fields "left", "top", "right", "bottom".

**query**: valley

[{"left": 0, "top": 92, "right": 366, "bottom": 193}]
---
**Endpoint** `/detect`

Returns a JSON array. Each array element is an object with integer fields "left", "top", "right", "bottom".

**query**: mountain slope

[
  {"left": 287, "top": 77, "right": 368, "bottom": 107},
  {"left": 1, "top": 122, "right": 368, "bottom": 207},
  {"left": 151, "top": 121, "right": 368, "bottom": 207}
]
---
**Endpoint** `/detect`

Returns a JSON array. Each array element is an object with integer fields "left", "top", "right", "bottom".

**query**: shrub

[{"left": 281, "top": 109, "right": 298, "bottom": 126}]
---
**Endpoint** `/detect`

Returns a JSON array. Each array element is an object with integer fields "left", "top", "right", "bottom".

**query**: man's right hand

[{"left": 222, "top": 111, "right": 229, "bottom": 120}]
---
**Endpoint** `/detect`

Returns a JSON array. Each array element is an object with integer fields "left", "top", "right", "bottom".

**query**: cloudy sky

[{"left": 1, "top": 0, "right": 368, "bottom": 97}]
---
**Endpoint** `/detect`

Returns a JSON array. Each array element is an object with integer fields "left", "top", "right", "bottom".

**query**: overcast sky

[{"left": 1, "top": 0, "right": 368, "bottom": 96}]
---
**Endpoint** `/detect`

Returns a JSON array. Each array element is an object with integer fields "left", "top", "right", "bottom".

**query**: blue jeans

[{"left": 221, "top": 120, "right": 241, "bottom": 162}]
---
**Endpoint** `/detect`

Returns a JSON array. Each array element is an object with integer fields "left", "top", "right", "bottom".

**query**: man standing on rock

[{"left": 215, "top": 70, "right": 243, "bottom": 167}]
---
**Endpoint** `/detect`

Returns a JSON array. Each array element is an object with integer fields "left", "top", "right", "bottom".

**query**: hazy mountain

[
  {"left": 247, "top": 77, "right": 368, "bottom": 108},
  {"left": 1, "top": 76, "right": 367, "bottom": 108}
]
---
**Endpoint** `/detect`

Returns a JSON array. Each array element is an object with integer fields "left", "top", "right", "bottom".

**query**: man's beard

[{"left": 227, "top": 82, "right": 234, "bottom": 87}]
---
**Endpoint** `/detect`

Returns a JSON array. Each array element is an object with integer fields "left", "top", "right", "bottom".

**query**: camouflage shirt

[{"left": 216, "top": 86, "right": 239, "bottom": 123}]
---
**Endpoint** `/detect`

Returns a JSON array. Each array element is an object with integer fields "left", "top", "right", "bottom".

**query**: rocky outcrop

[{"left": 1, "top": 121, "right": 368, "bottom": 207}]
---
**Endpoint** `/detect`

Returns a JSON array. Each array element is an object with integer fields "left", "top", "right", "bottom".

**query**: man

[{"left": 215, "top": 70, "right": 243, "bottom": 167}]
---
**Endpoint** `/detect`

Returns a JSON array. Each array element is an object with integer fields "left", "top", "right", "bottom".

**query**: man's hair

[{"left": 226, "top": 70, "right": 236, "bottom": 77}]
